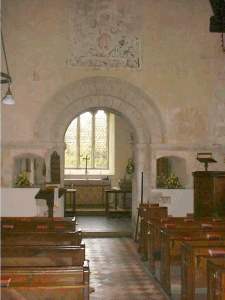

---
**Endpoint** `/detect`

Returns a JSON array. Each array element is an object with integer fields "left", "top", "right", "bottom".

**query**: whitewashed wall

[
  {"left": 1, "top": 187, "right": 193, "bottom": 218},
  {"left": 1, "top": 188, "right": 64, "bottom": 217},
  {"left": 151, "top": 189, "right": 194, "bottom": 217}
]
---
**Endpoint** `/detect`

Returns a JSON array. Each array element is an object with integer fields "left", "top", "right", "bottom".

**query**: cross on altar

[{"left": 82, "top": 155, "right": 90, "bottom": 174}]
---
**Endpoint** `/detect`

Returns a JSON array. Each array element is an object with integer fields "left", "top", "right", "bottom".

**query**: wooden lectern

[{"left": 35, "top": 187, "right": 66, "bottom": 217}]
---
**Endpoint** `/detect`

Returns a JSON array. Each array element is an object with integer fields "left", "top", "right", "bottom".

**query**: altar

[{"left": 64, "top": 179, "right": 110, "bottom": 207}]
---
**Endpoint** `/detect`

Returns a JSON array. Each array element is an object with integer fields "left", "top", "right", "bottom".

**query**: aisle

[
  {"left": 77, "top": 216, "right": 132, "bottom": 237},
  {"left": 85, "top": 238, "right": 168, "bottom": 300}
]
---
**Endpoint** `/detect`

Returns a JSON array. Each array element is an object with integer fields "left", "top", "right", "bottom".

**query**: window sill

[{"left": 64, "top": 169, "right": 114, "bottom": 176}]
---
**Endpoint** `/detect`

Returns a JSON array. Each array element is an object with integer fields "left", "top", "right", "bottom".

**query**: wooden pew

[
  {"left": 181, "top": 240, "right": 225, "bottom": 300},
  {"left": 2, "top": 230, "right": 82, "bottom": 246},
  {"left": 148, "top": 217, "right": 225, "bottom": 274},
  {"left": 138, "top": 204, "right": 168, "bottom": 260},
  {"left": 1, "top": 264, "right": 90, "bottom": 300},
  {"left": 1, "top": 216, "right": 77, "bottom": 232},
  {"left": 160, "top": 227, "right": 225, "bottom": 296},
  {"left": 148, "top": 216, "right": 196, "bottom": 274},
  {"left": 207, "top": 257, "right": 225, "bottom": 300},
  {"left": 2, "top": 244, "right": 85, "bottom": 267},
  {"left": 1, "top": 219, "right": 88, "bottom": 299}
]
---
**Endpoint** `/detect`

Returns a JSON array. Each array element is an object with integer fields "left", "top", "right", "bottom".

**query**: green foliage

[
  {"left": 157, "top": 174, "right": 168, "bottom": 188},
  {"left": 126, "top": 158, "right": 135, "bottom": 175},
  {"left": 157, "top": 173, "right": 183, "bottom": 189},
  {"left": 15, "top": 171, "right": 31, "bottom": 187}
]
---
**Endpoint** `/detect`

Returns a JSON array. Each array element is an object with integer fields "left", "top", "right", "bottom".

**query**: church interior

[{"left": 1, "top": 0, "right": 225, "bottom": 299}]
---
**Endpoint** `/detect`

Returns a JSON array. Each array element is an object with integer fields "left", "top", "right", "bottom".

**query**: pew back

[
  {"left": 1, "top": 264, "right": 89, "bottom": 300},
  {"left": 2, "top": 244, "right": 85, "bottom": 267},
  {"left": 1, "top": 217, "right": 77, "bottom": 232},
  {"left": 2, "top": 230, "right": 82, "bottom": 246},
  {"left": 181, "top": 240, "right": 225, "bottom": 300}
]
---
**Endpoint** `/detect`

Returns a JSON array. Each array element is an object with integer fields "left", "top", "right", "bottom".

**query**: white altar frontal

[{"left": 1, "top": 188, "right": 64, "bottom": 217}]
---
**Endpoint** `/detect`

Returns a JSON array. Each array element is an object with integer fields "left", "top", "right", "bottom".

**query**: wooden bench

[
  {"left": 160, "top": 227, "right": 225, "bottom": 295},
  {"left": 2, "top": 230, "right": 82, "bottom": 246},
  {"left": 181, "top": 240, "right": 225, "bottom": 300},
  {"left": 1, "top": 216, "right": 77, "bottom": 232},
  {"left": 207, "top": 257, "right": 225, "bottom": 300},
  {"left": 138, "top": 204, "right": 168, "bottom": 259},
  {"left": 2, "top": 244, "right": 86, "bottom": 267},
  {"left": 148, "top": 217, "right": 225, "bottom": 274},
  {"left": 148, "top": 216, "right": 198, "bottom": 274},
  {"left": 1, "top": 264, "right": 90, "bottom": 300}
]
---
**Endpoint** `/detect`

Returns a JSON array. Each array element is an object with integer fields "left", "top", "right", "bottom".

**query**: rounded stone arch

[
  {"left": 34, "top": 76, "right": 165, "bottom": 144},
  {"left": 62, "top": 106, "right": 136, "bottom": 142},
  {"left": 34, "top": 76, "right": 165, "bottom": 224},
  {"left": 55, "top": 95, "right": 148, "bottom": 145}
]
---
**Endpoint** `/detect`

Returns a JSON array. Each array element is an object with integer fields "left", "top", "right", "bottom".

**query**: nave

[
  {"left": 2, "top": 209, "right": 225, "bottom": 300},
  {"left": 85, "top": 238, "right": 168, "bottom": 300},
  {"left": 1, "top": 216, "right": 167, "bottom": 300}
]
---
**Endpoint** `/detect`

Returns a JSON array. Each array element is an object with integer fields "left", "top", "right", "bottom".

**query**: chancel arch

[{"left": 34, "top": 76, "right": 164, "bottom": 223}]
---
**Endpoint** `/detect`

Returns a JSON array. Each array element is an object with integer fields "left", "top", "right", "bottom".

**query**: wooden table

[
  {"left": 64, "top": 188, "right": 76, "bottom": 217},
  {"left": 105, "top": 189, "right": 132, "bottom": 216}
]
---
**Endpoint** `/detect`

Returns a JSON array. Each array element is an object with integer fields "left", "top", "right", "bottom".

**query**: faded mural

[
  {"left": 67, "top": 0, "right": 142, "bottom": 69},
  {"left": 169, "top": 107, "right": 206, "bottom": 143}
]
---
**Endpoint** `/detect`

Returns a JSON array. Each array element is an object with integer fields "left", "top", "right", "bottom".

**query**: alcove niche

[
  {"left": 13, "top": 154, "right": 46, "bottom": 187},
  {"left": 156, "top": 156, "right": 187, "bottom": 188}
]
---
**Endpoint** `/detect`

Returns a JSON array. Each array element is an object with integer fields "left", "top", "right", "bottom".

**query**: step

[{"left": 83, "top": 231, "right": 132, "bottom": 238}]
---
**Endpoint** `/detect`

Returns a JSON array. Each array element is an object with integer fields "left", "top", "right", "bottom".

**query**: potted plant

[{"left": 157, "top": 173, "right": 183, "bottom": 189}]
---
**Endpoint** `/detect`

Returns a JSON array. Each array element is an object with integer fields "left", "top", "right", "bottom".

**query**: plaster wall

[
  {"left": 1, "top": 188, "right": 40, "bottom": 217},
  {"left": 113, "top": 115, "right": 133, "bottom": 187},
  {"left": 151, "top": 189, "right": 194, "bottom": 217},
  {"left": 1, "top": 188, "right": 64, "bottom": 217},
  {"left": 1, "top": 1, "right": 225, "bottom": 214}
]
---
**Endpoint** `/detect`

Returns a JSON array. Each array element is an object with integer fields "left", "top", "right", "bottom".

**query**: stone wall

[{"left": 1, "top": 0, "right": 225, "bottom": 221}]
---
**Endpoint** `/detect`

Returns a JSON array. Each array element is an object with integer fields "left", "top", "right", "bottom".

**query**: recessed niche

[
  {"left": 156, "top": 156, "right": 187, "bottom": 188},
  {"left": 14, "top": 154, "right": 46, "bottom": 187}
]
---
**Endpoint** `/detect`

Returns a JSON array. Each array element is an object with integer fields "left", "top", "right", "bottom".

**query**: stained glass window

[
  {"left": 94, "top": 110, "right": 108, "bottom": 169},
  {"left": 64, "top": 110, "right": 110, "bottom": 171},
  {"left": 79, "top": 112, "right": 93, "bottom": 168},
  {"left": 64, "top": 119, "right": 77, "bottom": 168}
]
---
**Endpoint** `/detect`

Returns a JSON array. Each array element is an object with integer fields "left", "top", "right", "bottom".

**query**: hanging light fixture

[{"left": 1, "top": 31, "right": 15, "bottom": 105}]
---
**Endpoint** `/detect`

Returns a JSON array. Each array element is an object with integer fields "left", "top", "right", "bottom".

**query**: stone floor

[
  {"left": 77, "top": 216, "right": 132, "bottom": 237},
  {"left": 85, "top": 238, "right": 168, "bottom": 300}
]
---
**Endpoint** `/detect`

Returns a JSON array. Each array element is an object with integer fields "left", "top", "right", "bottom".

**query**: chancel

[{"left": 1, "top": 0, "right": 225, "bottom": 299}]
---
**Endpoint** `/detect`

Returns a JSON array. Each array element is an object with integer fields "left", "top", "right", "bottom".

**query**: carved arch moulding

[
  {"left": 34, "top": 76, "right": 165, "bottom": 146},
  {"left": 33, "top": 77, "right": 165, "bottom": 220}
]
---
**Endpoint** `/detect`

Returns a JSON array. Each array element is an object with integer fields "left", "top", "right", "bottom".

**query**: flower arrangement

[
  {"left": 15, "top": 171, "right": 31, "bottom": 187},
  {"left": 157, "top": 173, "right": 183, "bottom": 189},
  {"left": 166, "top": 173, "right": 183, "bottom": 189},
  {"left": 118, "top": 158, "right": 134, "bottom": 191},
  {"left": 126, "top": 158, "right": 135, "bottom": 175}
]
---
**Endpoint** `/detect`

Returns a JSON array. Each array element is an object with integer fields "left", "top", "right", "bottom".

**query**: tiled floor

[
  {"left": 77, "top": 216, "right": 132, "bottom": 236},
  {"left": 85, "top": 238, "right": 168, "bottom": 300}
]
